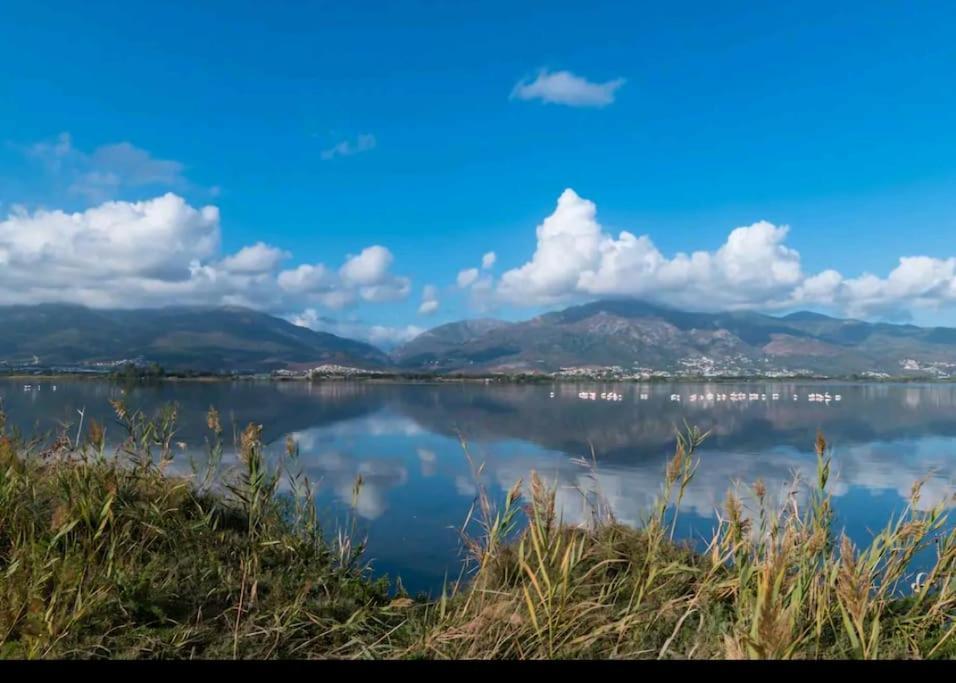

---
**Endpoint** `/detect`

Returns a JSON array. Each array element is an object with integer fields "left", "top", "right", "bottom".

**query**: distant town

[{"left": 3, "top": 354, "right": 955, "bottom": 383}]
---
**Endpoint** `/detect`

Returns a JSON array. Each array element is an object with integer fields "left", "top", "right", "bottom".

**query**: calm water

[{"left": 2, "top": 379, "right": 954, "bottom": 595}]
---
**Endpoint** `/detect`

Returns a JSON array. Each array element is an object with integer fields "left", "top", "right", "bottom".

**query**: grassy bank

[{"left": 0, "top": 402, "right": 953, "bottom": 659}]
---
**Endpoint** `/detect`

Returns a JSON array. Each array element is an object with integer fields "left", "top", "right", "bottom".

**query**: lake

[{"left": 2, "top": 378, "right": 954, "bottom": 595}]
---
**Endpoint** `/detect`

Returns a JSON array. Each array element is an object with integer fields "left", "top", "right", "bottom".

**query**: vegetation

[
  {"left": 110, "top": 362, "right": 166, "bottom": 381},
  {"left": 0, "top": 402, "right": 953, "bottom": 659}
]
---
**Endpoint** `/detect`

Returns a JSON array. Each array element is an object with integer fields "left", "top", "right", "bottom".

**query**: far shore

[{"left": 2, "top": 372, "right": 955, "bottom": 385}]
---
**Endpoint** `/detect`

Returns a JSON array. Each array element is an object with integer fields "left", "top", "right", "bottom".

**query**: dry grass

[{"left": 0, "top": 403, "right": 953, "bottom": 659}]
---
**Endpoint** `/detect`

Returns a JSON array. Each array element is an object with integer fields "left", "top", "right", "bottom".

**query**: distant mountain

[
  {"left": 391, "top": 319, "right": 514, "bottom": 367},
  {"left": 393, "top": 299, "right": 956, "bottom": 378},
  {"left": 0, "top": 304, "right": 390, "bottom": 372},
  {"left": 7, "top": 300, "right": 956, "bottom": 378}
]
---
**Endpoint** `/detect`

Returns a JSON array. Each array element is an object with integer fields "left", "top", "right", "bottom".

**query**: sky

[{"left": 2, "top": 1, "right": 956, "bottom": 347}]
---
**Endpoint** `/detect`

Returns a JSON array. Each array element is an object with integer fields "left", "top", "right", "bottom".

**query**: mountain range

[
  {"left": 393, "top": 300, "right": 956, "bottom": 377},
  {"left": 3, "top": 300, "right": 956, "bottom": 378},
  {"left": 0, "top": 304, "right": 388, "bottom": 372}
]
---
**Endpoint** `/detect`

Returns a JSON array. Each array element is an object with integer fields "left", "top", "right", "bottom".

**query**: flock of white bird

[
  {"left": 571, "top": 391, "right": 625, "bottom": 402},
  {"left": 547, "top": 390, "right": 843, "bottom": 404},
  {"left": 669, "top": 391, "right": 842, "bottom": 403}
]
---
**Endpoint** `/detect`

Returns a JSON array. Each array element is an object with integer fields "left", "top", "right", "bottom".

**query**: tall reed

[{"left": 0, "top": 402, "right": 953, "bottom": 659}]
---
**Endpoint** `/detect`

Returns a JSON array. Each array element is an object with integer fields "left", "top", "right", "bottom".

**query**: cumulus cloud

[
  {"left": 289, "top": 308, "right": 423, "bottom": 349},
  {"left": 457, "top": 268, "right": 479, "bottom": 288},
  {"left": 0, "top": 193, "right": 222, "bottom": 307},
  {"left": 367, "top": 324, "right": 424, "bottom": 347},
  {"left": 418, "top": 300, "right": 439, "bottom": 315},
  {"left": 219, "top": 242, "right": 290, "bottom": 274},
  {"left": 278, "top": 245, "right": 410, "bottom": 309},
  {"left": 455, "top": 256, "right": 497, "bottom": 312},
  {"left": 341, "top": 245, "right": 393, "bottom": 286},
  {"left": 418, "top": 284, "right": 440, "bottom": 316},
  {"left": 511, "top": 69, "right": 625, "bottom": 108},
  {"left": 277, "top": 263, "right": 336, "bottom": 295},
  {"left": 497, "top": 189, "right": 605, "bottom": 304},
  {"left": 333, "top": 245, "right": 411, "bottom": 303},
  {"left": 0, "top": 193, "right": 412, "bottom": 315},
  {"left": 320, "top": 133, "right": 377, "bottom": 160},
  {"left": 491, "top": 188, "right": 956, "bottom": 318},
  {"left": 815, "top": 257, "right": 956, "bottom": 319},
  {"left": 24, "top": 132, "right": 191, "bottom": 202}
]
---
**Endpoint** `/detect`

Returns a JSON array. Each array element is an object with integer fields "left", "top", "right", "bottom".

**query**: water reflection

[{"left": 1, "top": 379, "right": 954, "bottom": 594}]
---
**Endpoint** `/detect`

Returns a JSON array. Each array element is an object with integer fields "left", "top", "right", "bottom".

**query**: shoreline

[{"left": 2, "top": 372, "right": 955, "bottom": 385}]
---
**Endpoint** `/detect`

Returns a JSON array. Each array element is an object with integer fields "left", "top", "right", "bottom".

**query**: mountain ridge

[
  {"left": 0, "top": 304, "right": 389, "bottom": 372},
  {"left": 393, "top": 299, "right": 956, "bottom": 378},
  {"left": 4, "top": 300, "right": 956, "bottom": 378}
]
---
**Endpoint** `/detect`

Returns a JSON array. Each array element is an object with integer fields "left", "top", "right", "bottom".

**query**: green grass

[{"left": 0, "top": 403, "right": 953, "bottom": 659}]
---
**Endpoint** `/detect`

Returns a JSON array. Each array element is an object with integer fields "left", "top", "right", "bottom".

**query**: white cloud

[
  {"left": 457, "top": 268, "right": 479, "bottom": 288},
  {"left": 472, "top": 275, "right": 494, "bottom": 292},
  {"left": 366, "top": 323, "right": 424, "bottom": 347},
  {"left": 278, "top": 264, "right": 356, "bottom": 309},
  {"left": 320, "top": 133, "right": 377, "bottom": 161},
  {"left": 341, "top": 245, "right": 392, "bottom": 286},
  {"left": 334, "top": 245, "right": 411, "bottom": 303},
  {"left": 356, "top": 278, "right": 412, "bottom": 303},
  {"left": 418, "top": 284, "right": 440, "bottom": 315},
  {"left": 279, "top": 245, "right": 410, "bottom": 309},
  {"left": 418, "top": 300, "right": 439, "bottom": 315},
  {"left": 455, "top": 256, "right": 497, "bottom": 311},
  {"left": 0, "top": 193, "right": 412, "bottom": 314},
  {"left": 24, "top": 132, "right": 191, "bottom": 202},
  {"left": 498, "top": 188, "right": 801, "bottom": 308},
  {"left": 498, "top": 189, "right": 605, "bottom": 304},
  {"left": 511, "top": 69, "right": 625, "bottom": 108},
  {"left": 0, "top": 193, "right": 221, "bottom": 307},
  {"left": 789, "top": 269, "right": 843, "bottom": 306},
  {"left": 290, "top": 308, "right": 423, "bottom": 349},
  {"left": 493, "top": 188, "right": 956, "bottom": 318},
  {"left": 277, "top": 263, "right": 336, "bottom": 295},
  {"left": 220, "top": 242, "right": 290, "bottom": 274},
  {"left": 825, "top": 257, "right": 956, "bottom": 318}
]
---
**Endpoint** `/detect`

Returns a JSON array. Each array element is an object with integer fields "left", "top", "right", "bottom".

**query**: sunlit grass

[{"left": 0, "top": 402, "right": 952, "bottom": 659}]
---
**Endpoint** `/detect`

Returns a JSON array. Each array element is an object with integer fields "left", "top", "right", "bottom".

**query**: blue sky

[{"left": 2, "top": 1, "right": 956, "bottom": 344}]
